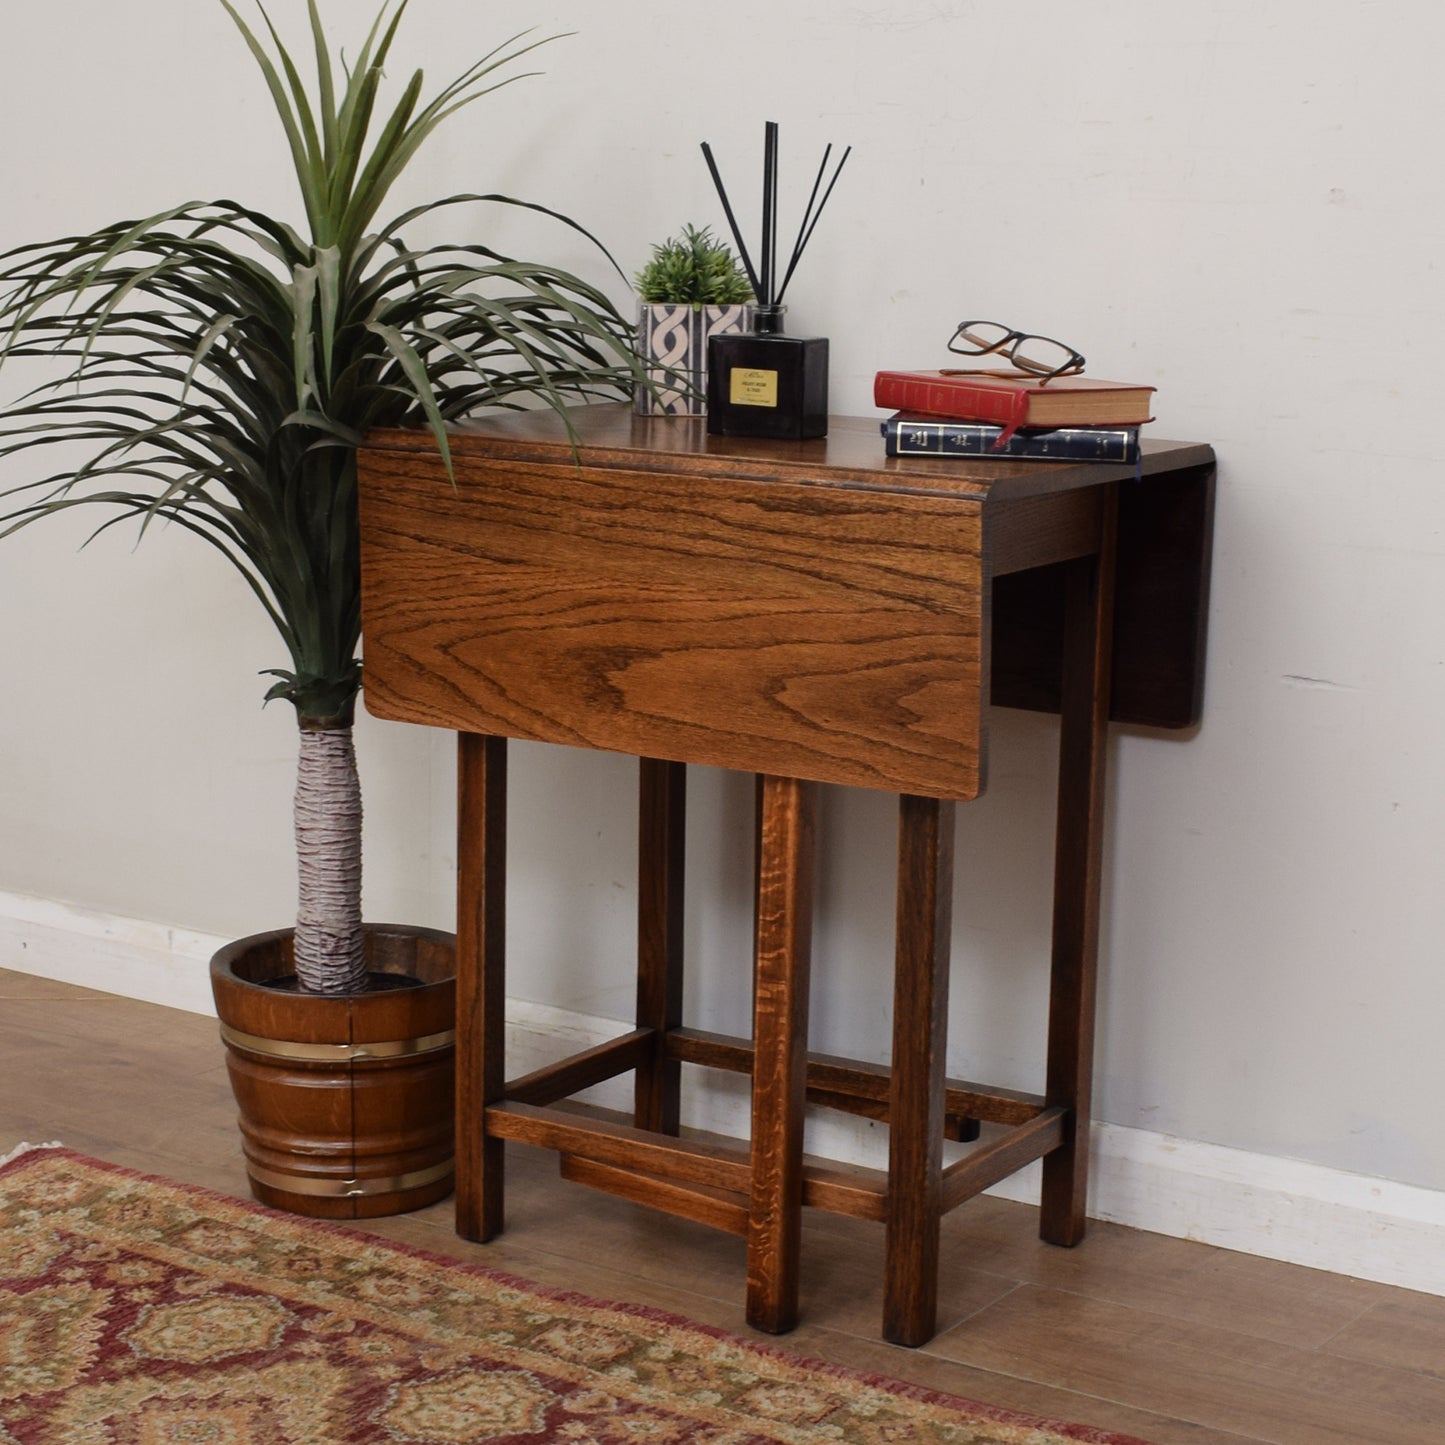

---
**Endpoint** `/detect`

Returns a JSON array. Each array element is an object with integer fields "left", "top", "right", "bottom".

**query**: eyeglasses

[{"left": 945, "top": 320, "right": 1085, "bottom": 384}]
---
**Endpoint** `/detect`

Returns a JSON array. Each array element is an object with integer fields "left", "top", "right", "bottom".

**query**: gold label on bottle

[{"left": 730, "top": 367, "right": 779, "bottom": 407}]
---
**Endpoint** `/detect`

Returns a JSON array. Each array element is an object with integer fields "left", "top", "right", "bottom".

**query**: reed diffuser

[{"left": 701, "top": 122, "right": 850, "bottom": 439}]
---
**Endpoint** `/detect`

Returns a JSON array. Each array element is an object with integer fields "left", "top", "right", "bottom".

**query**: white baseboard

[
  {"left": 4, "top": 890, "right": 1442, "bottom": 1298},
  {"left": 0, "top": 890, "right": 226, "bottom": 1016}
]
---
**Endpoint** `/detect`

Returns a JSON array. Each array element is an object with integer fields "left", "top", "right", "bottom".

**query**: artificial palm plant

[{"left": 0, "top": 0, "right": 645, "bottom": 996}]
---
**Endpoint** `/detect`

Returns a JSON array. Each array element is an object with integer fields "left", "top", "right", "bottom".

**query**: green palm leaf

[{"left": 0, "top": 5, "right": 648, "bottom": 724}]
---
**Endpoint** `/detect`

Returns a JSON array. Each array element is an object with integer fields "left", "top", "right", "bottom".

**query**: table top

[
  {"left": 358, "top": 406, "right": 1215, "bottom": 799},
  {"left": 367, "top": 405, "right": 1214, "bottom": 504}
]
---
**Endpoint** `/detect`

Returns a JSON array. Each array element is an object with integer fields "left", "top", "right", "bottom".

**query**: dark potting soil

[{"left": 261, "top": 972, "right": 425, "bottom": 994}]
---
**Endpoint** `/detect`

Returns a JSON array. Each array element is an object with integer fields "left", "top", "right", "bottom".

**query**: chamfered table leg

[
  {"left": 635, "top": 758, "right": 686, "bottom": 1135},
  {"left": 456, "top": 732, "right": 508, "bottom": 1243},
  {"left": 883, "top": 792, "right": 957, "bottom": 1346},
  {"left": 1040, "top": 484, "right": 1119, "bottom": 1246},
  {"left": 746, "top": 774, "right": 816, "bottom": 1334}
]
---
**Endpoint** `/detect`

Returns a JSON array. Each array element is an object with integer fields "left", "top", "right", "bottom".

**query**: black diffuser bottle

[
  {"left": 706, "top": 304, "right": 828, "bottom": 440},
  {"left": 701, "top": 123, "right": 848, "bottom": 441}
]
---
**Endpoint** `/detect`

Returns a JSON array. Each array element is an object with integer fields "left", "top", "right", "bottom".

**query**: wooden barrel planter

[{"left": 210, "top": 924, "right": 456, "bottom": 1220}]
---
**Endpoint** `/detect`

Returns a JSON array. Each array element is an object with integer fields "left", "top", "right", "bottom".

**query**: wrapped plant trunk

[{"left": 295, "top": 722, "right": 366, "bottom": 993}]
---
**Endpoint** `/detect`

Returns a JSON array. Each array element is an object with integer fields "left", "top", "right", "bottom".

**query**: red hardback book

[{"left": 872, "top": 369, "right": 1155, "bottom": 433}]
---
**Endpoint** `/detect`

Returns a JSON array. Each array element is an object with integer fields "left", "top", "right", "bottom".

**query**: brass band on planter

[
  {"left": 218, "top": 1023, "right": 455, "bottom": 1062},
  {"left": 246, "top": 1158, "right": 455, "bottom": 1199}
]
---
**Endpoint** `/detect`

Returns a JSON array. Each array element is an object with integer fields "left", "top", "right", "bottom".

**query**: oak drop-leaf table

[{"left": 356, "top": 404, "right": 1215, "bottom": 1346}]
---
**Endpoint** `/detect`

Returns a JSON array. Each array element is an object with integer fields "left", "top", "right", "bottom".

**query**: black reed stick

[
  {"left": 776, "top": 144, "right": 851, "bottom": 305},
  {"left": 700, "top": 140, "right": 762, "bottom": 299},
  {"left": 701, "top": 124, "right": 849, "bottom": 311},
  {"left": 778, "top": 143, "right": 832, "bottom": 301},
  {"left": 760, "top": 121, "right": 777, "bottom": 307}
]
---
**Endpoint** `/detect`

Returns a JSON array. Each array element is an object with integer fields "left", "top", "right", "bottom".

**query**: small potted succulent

[{"left": 633, "top": 224, "right": 754, "bottom": 416}]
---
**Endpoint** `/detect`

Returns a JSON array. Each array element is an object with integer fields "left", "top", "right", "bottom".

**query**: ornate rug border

[{"left": 0, "top": 1145, "right": 1153, "bottom": 1445}]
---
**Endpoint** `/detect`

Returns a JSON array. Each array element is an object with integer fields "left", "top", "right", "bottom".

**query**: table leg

[
  {"left": 746, "top": 774, "right": 816, "bottom": 1334},
  {"left": 635, "top": 758, "right": 686, "bottom": 1135},
  {"left": 456, "top": 732, "right": 508, "bottom": 1242},
  {"left": 1040, "top": 485, "right": 1119, "bottom": 1246},
  {"left": 883, "top": 793, "right": 956, "bottom": 1346}
]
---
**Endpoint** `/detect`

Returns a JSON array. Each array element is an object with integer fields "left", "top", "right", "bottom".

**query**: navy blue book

[{"left": 881, "top": 411, "right": 1140, "bottom": 463}]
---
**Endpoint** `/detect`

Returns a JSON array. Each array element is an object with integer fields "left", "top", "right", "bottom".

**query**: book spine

[
  {"left": 872, "top": 371, "right": 1028, "bottom": 426},
  {"left": 882, "top": 416, "right": 1140, "bottom": 463}
]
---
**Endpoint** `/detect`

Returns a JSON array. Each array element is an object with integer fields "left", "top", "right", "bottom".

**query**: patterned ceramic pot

[{"left": 634, "top": 301, "right": 754, "bottom": 416}]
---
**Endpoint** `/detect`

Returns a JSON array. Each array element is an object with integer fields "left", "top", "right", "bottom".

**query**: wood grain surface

[
  {"left": 359, "top": 408, "right": 1216, "bottom": 796},
  {"left": 359, "top": 446, "right": 987, "bottom": 799},
  {"left": 455, "top": 733, "right": 507, "bottom": 1243},
  {"left": 883, "top": 794, "right": 956, "bottom": 1345},
  {"left": 634, "top": 758, "right": 686, "bottom": 1134},
  {"left": 746, "top": 776, "right": 817, "bottom": 1333},
  {"left": 1040, "top": 490, "right": 1119, "bottom": 1248}
]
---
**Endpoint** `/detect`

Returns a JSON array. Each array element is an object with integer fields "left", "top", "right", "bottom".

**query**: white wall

[{"left": 2, "top": 0, "right": 1443, "bottom": 1216}]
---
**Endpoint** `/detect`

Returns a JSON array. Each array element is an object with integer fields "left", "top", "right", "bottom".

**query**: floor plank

[
  {"left": 1322, "top": 1292, "right": 1445, "bottom": 1381},
  {"left": 928, "top": 1284, "right": 1445, "bottom": 1444}
]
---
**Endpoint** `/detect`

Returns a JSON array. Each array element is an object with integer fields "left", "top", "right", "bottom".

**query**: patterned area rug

[{"left": 0, "top": 1146, "right": 1150, "bottom": 1444}]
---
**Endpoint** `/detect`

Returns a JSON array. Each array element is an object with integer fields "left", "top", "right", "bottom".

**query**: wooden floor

[{"left": 3, "top": 967, "right": 1442, "bottom": 1444}]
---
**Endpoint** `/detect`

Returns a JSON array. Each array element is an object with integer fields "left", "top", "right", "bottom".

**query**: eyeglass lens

[{"left": 951, "top": 322, "right": 1080, "bottom": 376}]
